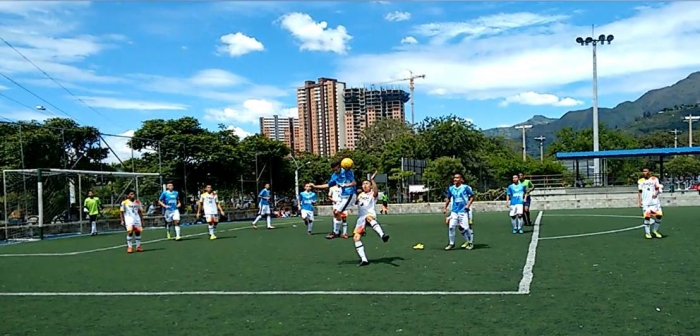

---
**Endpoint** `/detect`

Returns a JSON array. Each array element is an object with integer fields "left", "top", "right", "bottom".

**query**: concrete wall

[{"left": 315, "top": 191, "right": 700, "bottom": 216}]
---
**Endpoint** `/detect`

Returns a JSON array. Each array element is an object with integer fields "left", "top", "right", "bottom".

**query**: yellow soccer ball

[{"left": 341, "top": 157, "right": 354, "bottom": 169}]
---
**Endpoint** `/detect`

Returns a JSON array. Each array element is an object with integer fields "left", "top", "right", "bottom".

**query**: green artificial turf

[{"left": 0, "top": 207, "right": 698, "bottom": 336}]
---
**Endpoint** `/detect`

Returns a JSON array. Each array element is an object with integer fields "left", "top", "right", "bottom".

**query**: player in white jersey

[
  {"left": 197, "top": 184, "right": 226, "bottom": 240},
  {"left": 352, "top": 172, "right": 390, "bottom": 266},
  {"left": 120, "top": 190, "right": 144, "bottom": 253},
  {"left": 637, "top": 168, "right": 663, "bottom": 239},
  {"left": 327, "top": 185, "right": 348, "bottom": 238}
]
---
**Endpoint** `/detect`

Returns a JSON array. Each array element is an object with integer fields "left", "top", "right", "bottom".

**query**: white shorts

[
  {"left": 300, "top": 209, "right": 314, "bottom": 221},
  {"left": 354, "top": 212, "right": 377, "bottom": 234},
  {"left": 125, "top": 220, "right": 142, "bottom": 232},
  {"left": 258, "top": 205, "right": 271, "bottom": 215},
  {"left": 205, "top": 214, "right": 219, "bottom": 223},
  {"left": 333, "top": 194, "right": 356, "bottom": 215},
  {"left": 448, "top": 212, "right": 470, "bottom": 230},
  {"left": 164, "top": 209, "right": 180, "bottom": 222},
  {"left": 509, "top": 204, "right": 524, "bottom": 217},
  {"left": 642, "top": 204, "right": 663, "bottom": 217}
]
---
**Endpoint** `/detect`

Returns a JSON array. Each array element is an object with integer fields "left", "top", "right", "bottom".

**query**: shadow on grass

[{"left": 338, "top": 256, "right": 405, "bottom": 267}]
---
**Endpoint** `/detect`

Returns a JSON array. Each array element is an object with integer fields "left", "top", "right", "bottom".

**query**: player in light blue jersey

[
  {"left": 252, "top": 183, "right": 273, "bottom": 229},
  {"left": 506, "top": 175, "right": 528, "bottom": 234},
  {"left": 298, "top": 183, "right": 318, "bottom": 235},
  {"left": 158, "top": 182, "right": 181, "bottom": 240},
  {"left": 442, "top": 173, "right": 475, "bottom": 250},
  {"left": 310, "top": 158, "right": 357, "bottom": 240}
]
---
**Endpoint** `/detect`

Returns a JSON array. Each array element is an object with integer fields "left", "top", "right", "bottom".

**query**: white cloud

[
  {"left": 75, "top": 96, "right": 188, "bottom": 111},
  {"left": 189, "top": 69, "right": 245, "bottom": 87},
  {"left": 279, "top": 12, "right": 352, "bottom": 54},
  {"left": 217, "top": 32, "right": 265, "bottom": 57},
  {"left": 499, "top": 92, "right": 584, "bottom": 107},
  {"left": 226, "top": 125, "right": 253, "bottom": 139},
  {"left": 497, "top": 124, "right": 511, "bottom": 128},
  {"left": 385, "top": 11, "right": 411, "bottom": 22},
  {"left": 336, "top": 3, "right": 700, "bottom": 102},
  {"left": 400, "top": 36, "right": 418, "bottom": 45},
  {"left": 103, "top": 130, "right": 139, "bottom": 164},
  {"left": 204, "top": 99, "right": 297, "bottom": 124}
]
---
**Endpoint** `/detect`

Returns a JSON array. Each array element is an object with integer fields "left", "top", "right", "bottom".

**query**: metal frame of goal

[{"left": 2, "top": 168, "right": 161, "bottom": 242}]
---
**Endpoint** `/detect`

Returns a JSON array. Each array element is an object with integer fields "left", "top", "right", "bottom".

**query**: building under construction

[{"left": 343, "top": 87, "right": 410, "bottom": 149}]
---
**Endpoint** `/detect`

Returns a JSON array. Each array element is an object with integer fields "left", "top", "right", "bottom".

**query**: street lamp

[
  {"left": 576, "top": 31, "right": 614, "bottom": 186},
  {"left": 683, "top": 115, "right": 700, "bottom": 147},
  {"left": 514, "top": 124, "right": 533, "bottom": 161},
  {"left": 534, "top": 136, "right": 546, "bottom": 162},
  {"left": 289, "top": 155, "right": 311, "bottom": 200},
  {"left": 669, "top": 129, "right": 682, "bottom": 148}
]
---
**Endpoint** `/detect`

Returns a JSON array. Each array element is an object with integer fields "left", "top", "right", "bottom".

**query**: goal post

[{"left": 2, "top": 168, "right": 162, "bottom": 242}]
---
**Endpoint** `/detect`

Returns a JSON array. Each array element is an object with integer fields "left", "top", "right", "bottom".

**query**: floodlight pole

[
  {"left": 576, "top": 29, "right": 614, "bottom": 186},
  {"left": 515, "top": 124, "right": 533, "bottom": 161},
  {"left": 669, "top": 129, "right": 682, "bottom": 148},
  {"left": 534, "top": 136, "right": 546, "bottom": 162},
  {"left": 683, "top": 115, "right": 700, "bottom": 146},
  {"left": 290, "top": 155, "right": 311, "bottom": 202}
]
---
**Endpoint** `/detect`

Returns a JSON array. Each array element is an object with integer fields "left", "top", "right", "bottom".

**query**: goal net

[{"left": 2, "top": 169, "right": 162, "bottom": 242}]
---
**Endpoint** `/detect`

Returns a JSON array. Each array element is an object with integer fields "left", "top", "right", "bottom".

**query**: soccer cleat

[
  {"left": 307, "top": 231, "right": 312, "bottom": 236},
  {"left": 465, "top": 243, "right": 474, "bottom": 250},
  {"left": 645, "top": 233, "right": 652, "bottom": 239},
  {"left": 251, "top": 222, "right": 258, "bottom": 230},
  {"left": 444, "top": 244, "right": 455, "bottom": 251},
  {"left": 518, "top": 229, "right": 524, "bottom": 234},
  {"left": 461, "top": 241, "right": 469, "bottom": 249},
  {"left": 209, "top": 235, "right": 217, "bottom": 240},
  {"left": 166, "top": 232, "right": 171, "bottom": 239},
  {"left": 342, "top": 233, "right": 348, "bottom": 239},
  {"left": 267, "top": 226, "right": 276, "bottom": 230},
  {"left": 136, "top": 246, "right": 143, "bottom": 252},
  {"left": 358, "top": 260, "right": 370, "bottom": 267},
  {"left": 413, "top": 243, "right": 424, "bottom": 250},
  {"left": 381, "top": 234, "right": 390, "bottom": 243},
  {"left": 175, "top": 236, "right": 182, "bottom": 241},
  {"left": 512, "top": 229, "right": 517, "bottom": 234},
  {"left": 652, "top": 230, "right": 663, "bottom": 238},
  {"left": 127, "top": 247, "right": 133, "bottom": 253},
  {"left": 325, "top": 233, "right": 337, "bottom": 239}
]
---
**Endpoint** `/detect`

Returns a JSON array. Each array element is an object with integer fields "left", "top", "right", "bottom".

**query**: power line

[
  {"left": 0, "top": 71, "right": 77, "bottom": 121},
  {"left": 0, "top": 36, "right": 116, "bottom": 125}
]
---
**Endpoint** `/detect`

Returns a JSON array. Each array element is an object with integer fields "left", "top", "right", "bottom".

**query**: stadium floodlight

[
  {"left": 574, "top": 28, "right": 615, "bottom": 186},
  {"left": 534, "top": 136, "right": 546, "bottom": 162},
  {"left": 514, "top": 124, "right": 533, "bottom": 162},
  {"left": 683, "top": 114, "right": 700, "bottom": 147}
]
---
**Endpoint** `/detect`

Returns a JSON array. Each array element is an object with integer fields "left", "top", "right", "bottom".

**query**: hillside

[
  {"left": 483, "top": 71, "right": 700, "bottom": 152},
  {"left": 483, "top": 115, "right": 557, "bottom": 138},
  {"left": 624, "top": 104, "right": 700, "bottom": 135}
]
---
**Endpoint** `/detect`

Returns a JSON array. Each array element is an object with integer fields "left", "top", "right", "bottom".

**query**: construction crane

[{"left": 369, "top": 70, "right": 425, "bottom": 125}]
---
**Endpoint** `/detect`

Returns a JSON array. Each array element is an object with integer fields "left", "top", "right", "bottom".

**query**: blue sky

[{"left": 1, "top": 1, "right": 700, "bottom": 161}]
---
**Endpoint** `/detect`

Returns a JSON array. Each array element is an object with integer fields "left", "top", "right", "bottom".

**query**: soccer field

[{"left": 0, "top": 207, "right": 698, "bottom": 335}]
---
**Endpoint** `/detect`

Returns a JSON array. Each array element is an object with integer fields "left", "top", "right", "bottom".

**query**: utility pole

[
  {"left": 683, "top": 115, "right": 700, "bottom": 146},
  {"left": 576, "top": 28, "right": 614, "bottom": 186},
  {"left": 514, "top": 124, "right": 533, "bottom": 161},
  {"left": 669, "top": 129, "right": 682, "bottom": 148},
  {"left": 534, "top": 136, "right": 546, "bottom": 162}
]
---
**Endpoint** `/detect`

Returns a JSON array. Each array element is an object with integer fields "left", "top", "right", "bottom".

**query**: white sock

[
  {"left": 91, "top": 222, "right": 96, "bottom": 233},
  {"left": 208, "top": 225, "right": 215, "bottom": 235},
  {"left": 342, "top": 220, "right": 348, "bottom": 235},
  {"left": 644, "top": 219, "right": 651, "bottom": 234},
  {"left": 126, "top": 235, "right": 133, "bottom": 248},
  {"left": 307, "top": 221, "right": 313, "bottom": 233},
  {"left": 652, "top": 219, "right": 660, "bottom": 231},
  {"left": 333, "top": 219, "right": 341, "bottom": 234},
  {"left": 510, "top": 218, "right": 517, "bottom": 230},
  {"left": 461, "top": 225, "right": 472, "bottom": 243},
  {"left": 253, "top": 215, "right": 262, "bottom": 224},
  {"left": 174, "top": 225, "right": 181, "bottom": 237},
  {"left": 266, "top": 215, "right": 272, "bottom": 228},
  {"left": 354, "top": 240, "right": 368, "bottom": 262},
  {"left": 448, "top": 225, "right": 456, "bottom": 245},
  {"left": 517, "top": 217, "right": 523, "bottom": 230},
  {"left": 370, "top": 220, "right": 385, "bottom": 237},
  {"left": 135, "top": 235, "right": 141, "bottom": 247}
]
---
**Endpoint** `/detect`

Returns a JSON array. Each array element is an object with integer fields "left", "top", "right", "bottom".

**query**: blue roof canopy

[{"left": 556, "top": 147, "right": 700, "bottom": 160}]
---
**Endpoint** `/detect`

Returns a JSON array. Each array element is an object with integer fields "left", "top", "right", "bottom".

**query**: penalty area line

[
  {"left": 0, "top": 290, "right": 526, "bottom": 297},
  {"left": 539, "top": 225, "right": 644, "bottom": 241},
  {"left": 518, "top": 210, "right": 542, "bottom": 295}
]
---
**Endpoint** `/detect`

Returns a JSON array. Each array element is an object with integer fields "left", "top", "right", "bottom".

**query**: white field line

[
  {"left": 0, "top": 290, "right": 525, "bottom": 297},
  {"left": 545, "top": 214, "right": 641, "bottom": 219},
  {"left": 518, "top": 210, "right": 542, "bottom": 295},
  {"left": 539, "top": 225, "right": 644, "bottom": 241},
  {"left": 0, "top": 219, "right": 300, "bottom": 257}
]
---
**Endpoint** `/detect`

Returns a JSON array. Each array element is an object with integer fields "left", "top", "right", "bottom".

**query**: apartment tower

[
  {"left": 343, "top": 87, "right": 410, "bottom": 149},
  {"left": 259, "top": 115, "right": 301, "bottom": 152},
  {"left": 296, "top": 78, "right": 347, "bottom": 156}
]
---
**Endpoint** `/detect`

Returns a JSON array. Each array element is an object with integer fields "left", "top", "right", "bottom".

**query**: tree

[
  {"left": 422, "top": 156, "right": 473, "bottom": 187},
  {"left": 666, "top": 155, "right": 700, "bottom": 178},
  {"left": 356, "top": 118, "right": 414, "bottom": 152}
]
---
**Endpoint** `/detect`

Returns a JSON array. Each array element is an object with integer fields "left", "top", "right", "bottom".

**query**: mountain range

[{"left": 483, "top": 71, "right": 700, "bottom": 152}]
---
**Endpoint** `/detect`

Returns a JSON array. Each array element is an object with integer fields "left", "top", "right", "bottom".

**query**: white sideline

[
  {"left": 0, "top": 290, "right": 525, "bottom": 296},
  {"left": 518, "top": 211, "right": 542, "bottom": 295},
  {"left": 539, "top": 225, "right": 644, "bottom": 241},
  {"left": 0, "top": 220, "right": 299, "bottom": 257}
]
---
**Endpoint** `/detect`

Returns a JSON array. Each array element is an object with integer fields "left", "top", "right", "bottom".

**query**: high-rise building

[
  {"left": 296, "top": 78, "right": 347, "bottom": 156},
  {"left": 259, "top": 115, "right": 301, "bottom": 152},
  {"left": 343, "top": 87, "right": 410, "bottom": 149}
]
